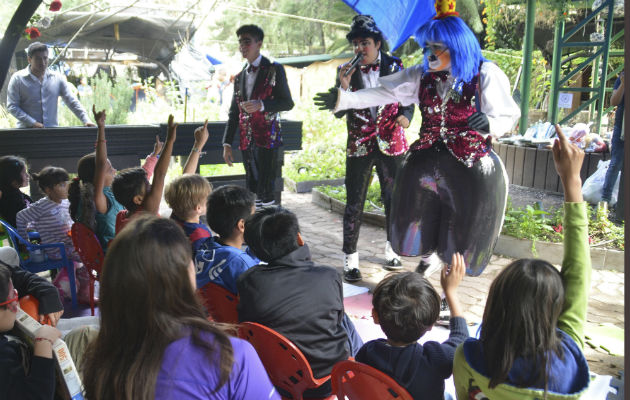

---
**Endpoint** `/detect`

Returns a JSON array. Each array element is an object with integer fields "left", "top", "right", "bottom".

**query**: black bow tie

[
  {"left": 247, "top": 65, "right": 259, "bottom": 73},
  {"left": 360, "top": 64, "right": 379, "bottom": 73}
]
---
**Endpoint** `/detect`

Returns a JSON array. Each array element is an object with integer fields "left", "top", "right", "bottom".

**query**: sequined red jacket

[
  {"left": 223, "top": 56, "right": 294, "bottom": 150},
  {"left": 335, "top": 53, "right": 413, "bottom": 157},
  {"left": 412, "top": 71, "right": 490, "bottom": 167}
]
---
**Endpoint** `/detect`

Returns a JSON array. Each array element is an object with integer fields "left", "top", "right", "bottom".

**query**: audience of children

[
  {"left": 357, "top": 253, "right": 468, "bottom": 399},
  {"left": 0, "top": 99, "right": 597, "bottom": 400},
  {"left": 81, "top": 215, "right": 279, "bottom": 399},
  {"left": 0, "top": 155, "right": 32, "bottom": 228},
  {"left": 194, "top": 185, "right": 259, "bottom": 294},
  {"left": 113, "top": 114, "right": 176, "bottom": 233},
  {"left": 238, "top": 206, "right": 363, "bottom": 398},
  {"left": 453, "top": 125, "right": 591, "bottom": 399},
  {"left": 0, "top": 247, "right": 63, "bottom": 399}
]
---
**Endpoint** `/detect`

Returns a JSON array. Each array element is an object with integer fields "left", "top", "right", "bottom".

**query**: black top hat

[{"left": 346, "top": 15, "right": 383, "bottom": 41}]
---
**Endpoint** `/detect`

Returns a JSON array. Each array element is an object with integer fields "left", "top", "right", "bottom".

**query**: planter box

[
  {"left": 284, "top": 177, "right": 345, "bottom": 193},
  {"left": 311, "top": 188, "right": 385, "bottom": 227},
  {"left": 494, "top": 235, "right": 624, "bottom": 272}
]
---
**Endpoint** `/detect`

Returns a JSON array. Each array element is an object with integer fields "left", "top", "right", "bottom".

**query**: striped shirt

[{"left": 16, "top": 198, "right": 75, "bottom": 260}]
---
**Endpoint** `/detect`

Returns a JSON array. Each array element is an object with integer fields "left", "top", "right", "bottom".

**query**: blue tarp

[
  {"left": 205, "top": 54, "right": 223, "bottom": 65},
  {"left": 342, "top": 0, "right": 436, "bottom": 50}
]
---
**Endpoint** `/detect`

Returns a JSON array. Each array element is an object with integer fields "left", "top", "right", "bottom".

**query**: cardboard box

[{"left": 15, "top": 308, "right": 84, "bottom": 400}]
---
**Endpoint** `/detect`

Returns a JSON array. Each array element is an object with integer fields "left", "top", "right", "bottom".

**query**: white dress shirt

[{"left": 7, "top": 66, "right": 90, "bottom": 128}]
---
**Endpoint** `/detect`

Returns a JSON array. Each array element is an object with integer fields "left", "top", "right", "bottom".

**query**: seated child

[
  {"left": 0, "top": 256, "right": 63, "bottom": 399},
  {"left": 113, "top": 115, "right": 177, "bottom": 232},
  {"left": 16, "top": 166, "right": 74, "bottom": 260},
  {"left": 81, "top": 215, "right": 278, "bottom": 399},
  {"left": 0, "top": 155, "right": 32, "bottom": 228},
  {"left": 165, "top": 174, "right": 213, "bottom": 252},
  {"left": 68, "top": 106, "right": 159, "bottom": 251},
  {"left": 165, "top": 120, "right": 212, "bottom": 249},
  {"left": 238, "top": 206, "right": 363, "bottom": 398},
  {"left": 355, "top": 253, "right": 468, "bottom": 400},
  {"left": 195, "top": 185, "right": 258, "bottom": 294},
  {"left": 453, "top": 125, "right": 591, "bottom": 398}
]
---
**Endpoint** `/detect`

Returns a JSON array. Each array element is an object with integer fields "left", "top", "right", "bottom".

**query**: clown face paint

[{"left": 425, "top": 42, "right": 451, "bottom": 71}]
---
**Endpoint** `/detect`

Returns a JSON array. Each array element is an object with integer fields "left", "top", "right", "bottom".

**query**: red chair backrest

[
  {"left": 71, "top": 222, "right": 104, "bottom": 279},
  {"left": 238, "top": 322, "right": 331, "bottom": 400},
  {"left": 197, "top": 282, "right": 239, "bottom": 324},
  {"left": 331, "top": 360, "right": 413, "bottom": 400}
]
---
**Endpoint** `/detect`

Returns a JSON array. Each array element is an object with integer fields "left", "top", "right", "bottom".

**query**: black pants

[
  {"left": 241, "top": 146, "right": 280, "bottom": 203},
  {"left": 389, "top": 145, "right": 508, "bottom": 276},
  {"left": 343, "top": 151, "right": 403, "bottom": 254}
]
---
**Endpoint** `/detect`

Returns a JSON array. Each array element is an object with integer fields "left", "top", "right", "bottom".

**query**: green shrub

[{"left": 316, "top": 179, "right": 384, "bottom": 213}]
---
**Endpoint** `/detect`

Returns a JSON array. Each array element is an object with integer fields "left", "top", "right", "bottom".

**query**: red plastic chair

[
  {"left": 238, "top": 322, "right": 334, "bottom": 400},
  {"left": 197, "top": 282, "right": 239, "bottom": 324},
  {"left": 331, "top": 360, "right": 413, "bottom": 400},
  {"left": 70, "top": 222, "right": 104, "bottom": 316}
]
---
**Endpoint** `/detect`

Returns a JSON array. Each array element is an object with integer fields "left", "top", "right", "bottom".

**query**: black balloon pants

[{"left": 389, "top": 145, "right": 508, "bottom": 276}]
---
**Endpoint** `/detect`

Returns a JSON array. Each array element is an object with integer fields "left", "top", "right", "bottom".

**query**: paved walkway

[{"left": 282, "top": 190, "right": 624, "bottom": 377}]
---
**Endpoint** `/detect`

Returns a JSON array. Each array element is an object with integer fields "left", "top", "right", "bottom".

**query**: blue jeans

[{"left": 602, "top": 135, "right": 624, "bottom": 202}]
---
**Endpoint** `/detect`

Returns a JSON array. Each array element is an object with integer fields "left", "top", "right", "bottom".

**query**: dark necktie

[{"left": 247, "top": 65, "right": 259, "bottom": 73}]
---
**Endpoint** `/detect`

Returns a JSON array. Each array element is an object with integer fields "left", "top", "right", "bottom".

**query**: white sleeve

[
  {"left": 479, "top": 62, "right": 520, "bottom": 138},
  {"left": 334, "top": 65, "right": 423, "bottom": 112}
]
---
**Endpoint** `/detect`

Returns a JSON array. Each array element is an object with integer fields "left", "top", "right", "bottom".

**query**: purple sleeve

[{"left": 229, "top": 338, "right": 280, "bottom": 399}]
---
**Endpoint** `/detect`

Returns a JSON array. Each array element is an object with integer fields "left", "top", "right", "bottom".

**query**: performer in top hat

[
  {"left": 223, "top": 24, "right": 294, "bottom": 207},
  {"left": 336, "top": 15, "right": 414, "bottom": 282},
  {"left": 315, "top": 0, "right": 520, "bottom": 276}
]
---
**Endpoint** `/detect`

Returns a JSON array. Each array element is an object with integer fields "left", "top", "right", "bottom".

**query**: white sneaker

[
  {"left": 344, "top": 252, "right": 359, "bottom": 271},
  {"left": 416, "top": 253, "right": 442, "bottom": 277},
  {"left": 383, "top": 241, "right": 403, "bottom": 270}
]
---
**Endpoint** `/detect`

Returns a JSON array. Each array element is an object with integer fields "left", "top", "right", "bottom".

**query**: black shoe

[
  {"left": 343, "top": 268, "right": 362, "bottom": 282},
  {"left": 415, "top": 261, "right": 431, "bottom": 275},
  {"left": 383, "top": 258, "right": 403, "bottom": 271}
]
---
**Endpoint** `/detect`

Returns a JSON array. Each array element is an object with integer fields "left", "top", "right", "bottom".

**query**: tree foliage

[{"left": 209, "top": 0, "right": 355, "bottom": 56}]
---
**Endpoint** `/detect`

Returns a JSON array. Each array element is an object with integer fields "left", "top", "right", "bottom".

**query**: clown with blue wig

[{"left": 315, "top": 0, "right": 520, "bottom": 276}]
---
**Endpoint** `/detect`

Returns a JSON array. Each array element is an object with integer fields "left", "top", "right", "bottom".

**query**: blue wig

[{"left": 415, "top": 17, "right": 486, "bottom": 84}]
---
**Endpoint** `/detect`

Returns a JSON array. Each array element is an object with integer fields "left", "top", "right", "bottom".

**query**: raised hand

[
  {"left": 552, "top": 124, "right": 584, "bottom": 202},
  {"left": 92, "top": 104, "right": 106, "bottom": 127},
  {"left": 194, "top": 119, "right": 210, "bottom": 147},
  {"left": 166, "top": 114, "right": 177, "bottom": 143},
  {"left": 313, "top": 87, "right": 339, "bottom": 111},
  {"left": 152, "top": 135, "right": 164, "bottom": 156}
]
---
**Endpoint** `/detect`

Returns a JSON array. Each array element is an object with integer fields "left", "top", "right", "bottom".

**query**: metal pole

[
  {"left": 547, "top": 9, "right": 565, "bottom": 124},
  {"left": 594, "top": 0, "right": 614, "bottom": 135},
  {"left": 519, "top": 0, "right": 536, "bottom": 135}
]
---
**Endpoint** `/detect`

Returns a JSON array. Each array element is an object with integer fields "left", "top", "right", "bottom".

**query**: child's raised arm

[
  {"left": 552, "top": 124, "right": 590, "bottom": 349},
  {"left": 183, "top": 119, "right": 210, "bottom": 174},
  {"left": 441, "top": 252, "right": 465, "bottom": 319},
  {"left": 92, "top": 105, "right": 109, "bottom": 214},
  {"left": 142, "top": 115, "right": 176, "bottom": 214}
]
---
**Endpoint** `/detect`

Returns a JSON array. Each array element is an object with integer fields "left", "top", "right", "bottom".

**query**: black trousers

[
  {"left": 389, "top": 145, "right": 508, "bottom": 276},
  {"left": 343, "top": 151, "right": 403, "bottom": 254},
  {"left": 241, "top": 146, "right": 280, "bottom": 203}
]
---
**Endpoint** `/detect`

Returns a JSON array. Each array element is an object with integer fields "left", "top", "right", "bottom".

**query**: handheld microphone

[{"left": 343, "top": 53, "right": 364, "bottom": 77}]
